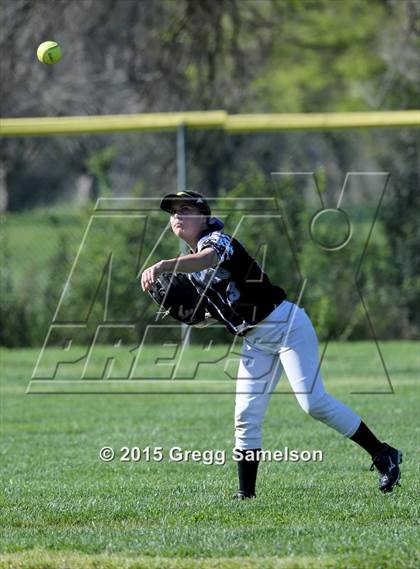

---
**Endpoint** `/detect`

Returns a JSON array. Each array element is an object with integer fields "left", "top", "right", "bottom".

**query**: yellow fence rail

[{"left": 1, "top": 110, "right": 418, "bottom": 136}]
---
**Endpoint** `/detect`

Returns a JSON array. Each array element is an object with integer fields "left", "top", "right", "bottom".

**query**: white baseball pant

[{"left": 235, "top": 300, "right": 361, "bottom": 449}]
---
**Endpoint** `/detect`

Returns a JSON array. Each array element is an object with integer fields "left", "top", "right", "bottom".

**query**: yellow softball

[{"left": 37, "top": 41, "right": 62, "bottom": 65}]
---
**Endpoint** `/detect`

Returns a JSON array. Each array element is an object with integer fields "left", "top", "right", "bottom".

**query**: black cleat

[
  {"left": 370, "top": 443, "right": 403, "bottom": 493},
  {"left": 233, "top": 491, "right": 255, "bottom": 500}
]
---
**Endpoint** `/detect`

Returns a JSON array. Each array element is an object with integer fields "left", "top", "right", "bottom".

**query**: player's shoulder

[
  {"left": 198, "top": 230, "right": 232, "bottom": 246},
  {"left": 197, "top": 230, "right": 235, "bottom": 261}
]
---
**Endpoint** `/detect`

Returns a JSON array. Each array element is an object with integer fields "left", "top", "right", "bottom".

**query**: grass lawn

[
  {"left": 3, "top": 208, "right": 85, "bottom": 290},
  {"left": 0, "top": 342, "right": 419, "bottom": 568}
]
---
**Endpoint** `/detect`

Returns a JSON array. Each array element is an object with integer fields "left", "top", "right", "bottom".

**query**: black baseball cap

[
  {"left": 160, "top": 191, "right": 224, "bottom": 230},
  {"left": 160, "top": 191, "right": 211, "bottom": 215}
]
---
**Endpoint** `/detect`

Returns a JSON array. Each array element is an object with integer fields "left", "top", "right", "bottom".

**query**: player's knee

[
  {"left": 235, "top": 409, "right": 251, "bottom": 431},
  {"left": 299, "top": 393, "right": 329, "bottom": 420},
  {"left": 235, "top": 402, "right": 259, "bottom": 433}
]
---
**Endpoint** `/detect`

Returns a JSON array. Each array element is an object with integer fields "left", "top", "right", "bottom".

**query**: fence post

[{"left": 177, "top": 124, "right": 190, "bottom": 348}]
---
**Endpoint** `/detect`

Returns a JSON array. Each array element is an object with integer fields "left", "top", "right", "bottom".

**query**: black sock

[
  {"left": 350, "top": 421, "right": 386, "bottom": 457},
  {"left": 236, "top": 448, "right": 261, "bottom": 496}
]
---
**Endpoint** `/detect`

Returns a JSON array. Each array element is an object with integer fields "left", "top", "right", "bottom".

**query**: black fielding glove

[{"left": 148, "top": 272, "right": 207, "bottom": 325}]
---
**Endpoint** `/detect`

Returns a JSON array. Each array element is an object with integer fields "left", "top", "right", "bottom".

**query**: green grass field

[
  {"left": 1, "top": 342, "right": 419, "bottom": 569},
  {"left": 3, "top": 208, "right": 84, "bottom": 290}
]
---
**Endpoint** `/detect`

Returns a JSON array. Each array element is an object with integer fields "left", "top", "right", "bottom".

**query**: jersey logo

[{"left": 226, "top": 281, "right": 241, "bottom": 306}]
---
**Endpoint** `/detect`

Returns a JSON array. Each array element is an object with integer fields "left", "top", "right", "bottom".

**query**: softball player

[{"left": 140, "top": 191, "right": 402, "bottom": 498}]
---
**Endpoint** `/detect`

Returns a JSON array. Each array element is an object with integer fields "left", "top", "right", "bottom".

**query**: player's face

[{"left": 170, "top": 201, "right": 207, "bottom": 243}]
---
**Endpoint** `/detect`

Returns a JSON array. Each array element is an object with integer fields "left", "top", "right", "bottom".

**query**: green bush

[{"left": 1, "top": 173, "right": 418, "bottom": 347}]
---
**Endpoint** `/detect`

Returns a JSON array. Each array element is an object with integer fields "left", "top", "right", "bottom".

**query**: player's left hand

[{"left": 140, "top": 261, "right": 164, "bottom": 292}]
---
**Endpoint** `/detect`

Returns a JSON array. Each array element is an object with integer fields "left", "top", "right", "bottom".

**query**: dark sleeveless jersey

[{"left": 187, "top": 229, "right": 287, "bottom": 336}]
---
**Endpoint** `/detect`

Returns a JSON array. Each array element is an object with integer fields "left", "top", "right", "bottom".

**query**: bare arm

[
  {"left": 141, "top": 248, "right": 218, "bottom": 291},
  {"left": 160, "top": 248, "right": 218, "bottom": 273}
]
